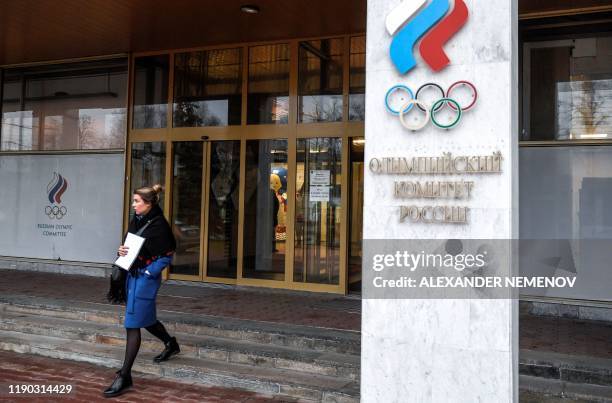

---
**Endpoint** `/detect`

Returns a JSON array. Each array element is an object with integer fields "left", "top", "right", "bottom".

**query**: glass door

[
  {"left": 293, "top": 137, "right": 343, "bottom": 286},
  {"left": 169, "top": 141, "right": 204, "bottom": 280},
  {"left": 240, "top": 138, "right": 289, "bottom": 282},
  {"left": 204, "top": 140, "right": 241, "bottom": 280},
  {"left": 169, "top": 140, "right": 242, "bottom": 282}
]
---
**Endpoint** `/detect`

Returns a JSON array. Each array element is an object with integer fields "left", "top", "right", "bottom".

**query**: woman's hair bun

[{"left": 152, "top": 184, "right": 163, "bottom": 195}]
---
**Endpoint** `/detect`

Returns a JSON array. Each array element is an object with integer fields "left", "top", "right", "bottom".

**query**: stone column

[{"left": 362, "top": 0, "right": 519, "bottom": 402}]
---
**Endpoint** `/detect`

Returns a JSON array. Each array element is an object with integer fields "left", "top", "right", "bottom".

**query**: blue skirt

[{"left": 124, "top": 269, "right": 161, "bottom": 329}]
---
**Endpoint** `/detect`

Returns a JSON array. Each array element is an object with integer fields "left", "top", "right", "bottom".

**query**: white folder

[{"left": 114, "top": 233, "right": 146, "bottom": 271}]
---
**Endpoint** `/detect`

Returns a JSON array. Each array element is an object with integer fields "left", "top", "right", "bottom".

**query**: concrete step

[
  {"left": 520, "top": 349, "right": 612, "bottom": 388},
  {"left": 0, "top": 329, "right": 359, "bottom": 402},
  {"left": 520, "top": 375, "right": 612, "bottom": 402},
  {"left": 0, "top": 293, "right": 360, "bottom": 355},
  {"left": 0, "top": 311, "right": 359, "bottom": 380}
]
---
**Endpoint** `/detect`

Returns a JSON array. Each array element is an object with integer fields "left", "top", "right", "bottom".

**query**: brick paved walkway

[
  {"left": 521, "top": 314, "right": 612, "bottom": 359},
  {"left": 0, "top": 270, "right": 360, "bottom": 331},
  {"left": 0, "top": 350, "right": 295, "bottom": 402}
]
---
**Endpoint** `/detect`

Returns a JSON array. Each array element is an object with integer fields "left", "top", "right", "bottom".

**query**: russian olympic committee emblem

[{"left": 45, "top": 172, "right": 69, "bottom": 219}]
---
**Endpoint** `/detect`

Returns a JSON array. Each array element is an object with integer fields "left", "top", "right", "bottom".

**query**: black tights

[
  {"left": 145, "top": 320, "right": 172, "bottom": 344},
  {"left": 120, "top": 321, "right": 172, "bottom": 376}
]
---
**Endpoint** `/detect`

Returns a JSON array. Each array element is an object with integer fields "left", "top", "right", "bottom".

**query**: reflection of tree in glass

[
  {"left": 78, "top": 115, "right": 95, "bottom": 148},
  {"left": 270, "top": 97, "right": 289, "bottom": 124},
  {"left": 302, "top": 96, "right": 342, "bottom": 123},
  {"left": 558, "top": 77, "right": 608, "bottom": 139},
  {"left": 573, "top": 78, "right": 605, "bottom": 136},
  {"left": 349, "top": 95, "right": 366, "bottom": 121},
  {"left": 174, "top": 101, "right": 203, "bottom": 127},
  {"left": 79, "top": 110, "right": 126, "bottom": 149},
  {"left": 109, "top": 112, "right": 127, "bottom": 149},
  {"left": 142, "top": 104, "right": 165, "bottom": 129},
  {"left": 174, "top": 101, "right": 221, "bottom": 127}
]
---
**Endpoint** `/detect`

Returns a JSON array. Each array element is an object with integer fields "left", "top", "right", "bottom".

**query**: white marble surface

[{"left": 362, "top": 0, "right": 519, "bottom": 401}]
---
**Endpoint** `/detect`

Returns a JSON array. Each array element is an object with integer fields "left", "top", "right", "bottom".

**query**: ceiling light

[{"left": 241, "top": 5, "right": 260, "bottom": 14}]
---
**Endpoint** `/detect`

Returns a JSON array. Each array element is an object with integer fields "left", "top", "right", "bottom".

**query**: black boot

[
  {"left": 153, "top": 337, "right": 180, "bottom": 363},
  {"left": 103, "top": 370, "right": 132, "bottom": 398}
]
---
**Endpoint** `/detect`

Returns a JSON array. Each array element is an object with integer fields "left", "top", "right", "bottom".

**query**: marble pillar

[{"left": 362, "top": 0, "right": 519, "bottom": 402}]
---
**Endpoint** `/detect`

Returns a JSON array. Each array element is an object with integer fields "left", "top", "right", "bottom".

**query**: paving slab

[
  {"left": 0, "top": 349, "right": 300, "bottom": 402},
  {"left": 0, "top": 269, "right": 361, "bottom": 331}
]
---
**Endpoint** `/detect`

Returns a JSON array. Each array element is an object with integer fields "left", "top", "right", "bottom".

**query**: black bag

[
  {"left": 106, "top": 217, "right": 158, "bottom": 304},
  {"left": 107, "top": 264, "right": 127, "bottom": 304}
]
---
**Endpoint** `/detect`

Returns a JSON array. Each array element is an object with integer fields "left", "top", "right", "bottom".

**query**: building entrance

[
  {"left": 130, "top": 135, "right": 354, "bottom": 293},
  {"left": 126, "top": 36, "right": 365, "bottom": 294}
]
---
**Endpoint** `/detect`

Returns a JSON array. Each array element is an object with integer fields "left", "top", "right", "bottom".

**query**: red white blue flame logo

[
  {"left": 47, "top": 172, "right": 68, "bottom": 204},
  {"left": 388, "top": 0, "right": 469, "bottom": 74}
]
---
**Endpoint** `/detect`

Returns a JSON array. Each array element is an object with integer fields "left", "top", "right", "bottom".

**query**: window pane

[
  {"left": 298, "top": 38, "right": 344, "bottom": 123},
  {"left": 207, "top": 141, "right": 240, "bottom": 278},
  {"left": 247, "top": 44, "right": 289, "bottom": 125},
  {"left": 520, "top": 146, "right": 612, "bottom": 301},
  {"left": 130, "top": 142, "right": 166, "bottom": 212},
  {"left": 349, "top": 36, "right": 366, "bottom": 121},
  {"left": 243, "top": 139, "right": 288, "bottom": 280},
  {"left": 294, "top": 137, "right": 342, "bottom": 285},
  {"left": 170, "top": 142, "right": 203, "bottom": 276},
  {"left": 524, "top": 36, "right": 612, "bottom": 140},
  {"left": 1, "top": 59, "right": 128, "bottom": 151},
  {"left": 133, "top": 55, "right": 169, "bottom": 129},
  {"left": 174, "top": 49, "right": 242, "bottom": 127}
]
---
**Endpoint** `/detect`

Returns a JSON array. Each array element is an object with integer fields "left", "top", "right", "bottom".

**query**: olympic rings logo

[
  {"left": 45, "top": 205, "right": 67, "bottom": 219},
  {"left": 384, "top": 81, "right": 478, "bottom": 130}
]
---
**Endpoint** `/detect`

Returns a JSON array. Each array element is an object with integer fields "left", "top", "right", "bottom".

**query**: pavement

[
  {"left": 0, "top": 270, "right": 360, "bottom": 332},
  {"left": 1, "top": 269, "right": 611, "bottom": 360},
  {"left": 521, "top": 314, "right": 612, "bottom": 359},
  {"left": 0, "top": 350, "right": 296, "bottom": 402}
]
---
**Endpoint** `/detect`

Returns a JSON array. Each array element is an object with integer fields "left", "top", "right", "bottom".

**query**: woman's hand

[{"left": 117, "top": 245, "right": 129, "bottom": 256}]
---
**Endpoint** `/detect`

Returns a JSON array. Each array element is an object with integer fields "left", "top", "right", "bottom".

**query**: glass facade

[
  {"left": 1, "top": 58, "right": 128, "bottom": 151},
  {"left": 520, "top": 30, "right": 612, "bottom": 304},
  {"left": 174, "top": 49, "right": 243, "bottom": 127},
  {"left": 0, "top": 35, "right": 365, "bottom": 293},
  {"left": 298, "top": 38, "right": 344, "bottom": 123},
  {"left": 349, "top": 36, "right": 366, "bottom": 121},
  {"left": 520, "top": 146, "right": 612, "bottom": 302},
  {"left": 247, "top": 44, "right": 290, "bottom": 125},
  {"left": 523, "top": 35, "right": 612, "bottom": 141},
  {"left": 133, "top": 55, "right": 169, "bottom": 129},
  {"left": 120, "top": 36, "right": 365, "bottom": 292}
]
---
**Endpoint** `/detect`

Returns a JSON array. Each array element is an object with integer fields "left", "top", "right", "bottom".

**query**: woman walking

[{"left": 104, "top": 184, "right": 180, "bottom": 398}]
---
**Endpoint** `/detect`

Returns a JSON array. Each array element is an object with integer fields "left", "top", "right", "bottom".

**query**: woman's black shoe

[
  {"left": 103, "top": 370, "right": 132, "bottom": 398},
  {"left": 153, "top": 337, "right": 180, "bottom": 363}
]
